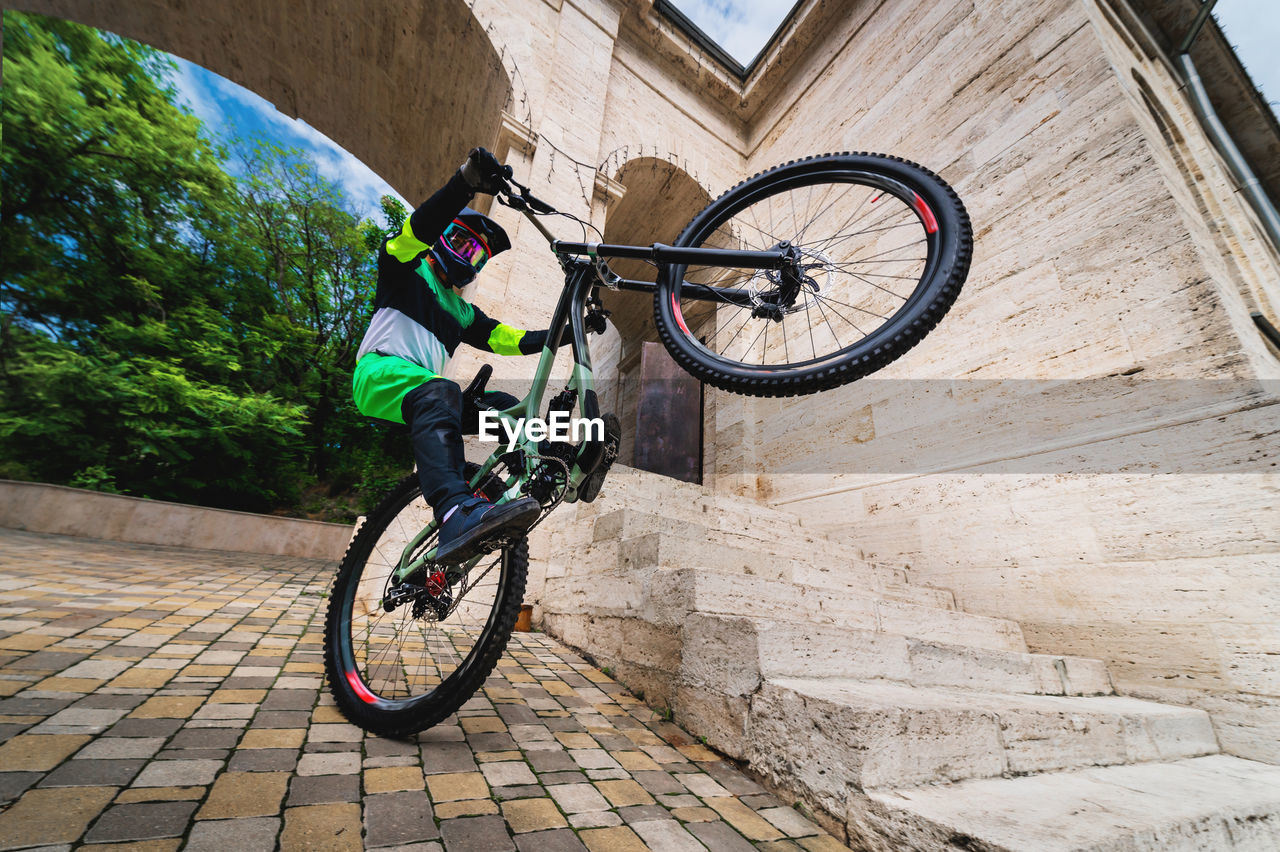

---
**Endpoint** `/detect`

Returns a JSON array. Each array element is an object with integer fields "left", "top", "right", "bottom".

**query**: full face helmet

[{"left": 429, "top": 207, "right": 511, "bottom": 288}]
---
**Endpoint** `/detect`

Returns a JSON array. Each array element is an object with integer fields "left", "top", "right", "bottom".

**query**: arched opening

[
  {"left": 9, "top": 0, "right": 513, "bottom": 199},
  {"left": 596, "top": 158, "right": 714, "bottom": 478}
]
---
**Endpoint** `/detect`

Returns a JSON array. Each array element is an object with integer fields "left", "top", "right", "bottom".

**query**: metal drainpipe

[{"left": 1174, "top": 2, "right": 1280, "bottom": 250}]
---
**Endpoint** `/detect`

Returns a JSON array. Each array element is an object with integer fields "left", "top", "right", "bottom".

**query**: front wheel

[
  {"left": 653, "top": 152, "right": 972, "bottom": 397},
  {"left": 323, "top": 465, "right": 527, "bottom": 737}
]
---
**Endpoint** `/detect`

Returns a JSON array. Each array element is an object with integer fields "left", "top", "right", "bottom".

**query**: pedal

[{"left": 578, "top": 413, "right": 621, "bottom": 503}]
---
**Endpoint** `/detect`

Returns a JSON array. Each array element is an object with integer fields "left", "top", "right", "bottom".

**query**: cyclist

[{"left": 352, "top": 147, "right": 550, "bottom": 564}]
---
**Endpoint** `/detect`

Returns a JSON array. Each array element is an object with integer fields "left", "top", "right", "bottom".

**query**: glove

[{"left": 459, "top": 147, "right": 512, "bottom": 194}]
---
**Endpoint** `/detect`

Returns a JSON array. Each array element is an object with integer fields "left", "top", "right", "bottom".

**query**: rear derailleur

[{"left": 383, "top": 568, "right": 453, "bottom": 620}]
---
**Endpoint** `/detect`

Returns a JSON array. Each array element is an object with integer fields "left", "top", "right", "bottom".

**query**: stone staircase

[{"left": 534, "top": 467, "right": 1280, "bottom": 850}]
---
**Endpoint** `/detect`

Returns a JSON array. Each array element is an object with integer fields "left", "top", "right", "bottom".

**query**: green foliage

[{"left": 0, "top": 11, "right": 410, "bottom": 516}]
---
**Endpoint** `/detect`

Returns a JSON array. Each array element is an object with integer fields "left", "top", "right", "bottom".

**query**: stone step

[
  {"left": 748, "top": 678, "right": 1218, "bottom": 794},
  {"left": 680, "top": 613, "right": 1111, "bottom": 699},
  {"left": 588, "top": 507, "right": 886, "bottom": 580},
  {"left": 562, "top": 519, "right": 955, "bottom": 610},
  {"left": 577, "top": 466, "right": 865, "bottom": 550},
  {"left": 682, "top": 570, "right": 1023, "bottom": 653},
  {"left": 543, "top": 557, "right": 1021, "bottom": 652},
  {"left": 858, "top": 755, "right": 1280, "bottom": 851}
]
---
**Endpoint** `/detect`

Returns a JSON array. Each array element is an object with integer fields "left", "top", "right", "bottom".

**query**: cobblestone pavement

[{"left": 0, "top": 529, "right": 847, "bottom": 851}]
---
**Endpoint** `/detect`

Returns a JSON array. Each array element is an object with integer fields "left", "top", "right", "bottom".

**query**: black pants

[{"left": 400, "top": 380, "right": 519, "bottom": 521}]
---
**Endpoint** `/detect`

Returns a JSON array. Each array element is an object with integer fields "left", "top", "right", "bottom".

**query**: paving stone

[
  {"left": 501, "top": 797, "right": 568, "bottom": 832},
  {"left": 0, "top": 771, "right": 41, "bottom": 804},
  {"left": 739, "top": 793, "right": 782, "bottom": 810},
  {"left": 578, "top": 825, "right": 649, "bottom": 852},
  {"left": 170, "top": 727, "right": 241, "bottom": 749},
  {"left": 197, "top": 770, "right": 289, "bottom": 819},
  {"left": 262, "top": 689, "right": 315, "bottom": 710},
  {"left": 366, "top": 754, "right": 419, "bottom": 768},
  {"left": 365, "top": 790, "right": 440, "bottom": 846},
  {"left": 132, "top": 758, "right": 222, "bottom": 787},
  {"left": 687, "top": 820, "right": 759, "bottom": 852},
  {"left": 569, "top": 811, "right": 624, "bottom": 829},
  {"left": 595, "top": 779, "right": 655, "bottom": 807},
  {"left": 305, "top": 741, "right": 361, "bottom": 753},
  {"left": 705, "top": 796, "right": 786, "bottom": 841},
  {"left": 796, "top": 836, "right": 854, "bottom": 852},
  {"left": 631, "top": 769, "right": 686, "bottom": 796},
  {"left": 308, "top": 723, "right": 363, "bottom": 743},
  {"left": 494, "top": 783, "right": 546, "bottom": 800},
  {"left": 481, "top": 761, "right": 538, "bottom": 787},
  {"left": 617, "top": 804, "right": 672, "bottom": 824},
  {"left": 281, "top": 802, "right": 363, "bottom": 851},
  {"left": 426, "top": 771, "right": 490, "bottom": 802},
  {"left": 671, "top": 805, "right": 720, "bottom": 822},
  {"left": 438, "top": 815, "right": 515, "bottom": 852},
  {"left": 105, "top": 718, "right": 184, "bottom": 738},
  {"left": 40, "top": 758, "right": 145, "bottom": 787},
  {"left": 129, "top": 696, "right": 204, "bottom": 719},
  {"left": 252, "top": 710, "right": 312, "bottom": 728},
  {"left": 240, "top": 727, "right": 306, "bottom": 749},
  {"left": 0, "top": 734, "right": 91, "bottom": 770},
  {"left": 365, "top": 765, "right": 425, "bottom": 793},
  {"left": 116, "top": 785, "right": 207, "bottom": 803},
  {"left": 0, "top": 787, "right": 111, "bottom": 846},
  {"left": 74, "top": 736, "right": 165, "bottom": 760},
  {"left": 290, "top": 773, "right": 362, "bottom": 805},
  {"left": 434, "top": 799, "right": 500, "bottom": 819},
  {"left": 515, "top": 827, "right": 588, "bottom": 851},
  {"left": 758, "top": 806, "right": 822, "bottom": 838},
  {"left": 367, "top": 737, "right": 421, "bottom": 757},
  {"left": 540, "top": 770, "right": 588, "bottom": 785},
  {"left": 83, "top": 800, "right": 199, "bottom": 843},
  {"left": 229, "top": 747, "right": 299, "bottom": 772},
  {"left": 548, "top": 782, "right": 611, "bottom": 813},
  {"left": 298, "top": 751, "right": 362, "bottom": 776},
  {"left": 183, "top": 816, "right": 280, "bottom": 852},
  {"left": 633, "top": 819, "right": 709, "bottom": 851}
]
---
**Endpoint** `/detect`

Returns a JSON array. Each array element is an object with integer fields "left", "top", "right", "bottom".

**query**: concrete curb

[{"left": 0, "top": 479, "right": 352, "bottom": 560}]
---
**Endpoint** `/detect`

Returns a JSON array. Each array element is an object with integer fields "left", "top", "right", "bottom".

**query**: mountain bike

[{"left": 324, "top": 152, "right": 972, "bottom": 736}]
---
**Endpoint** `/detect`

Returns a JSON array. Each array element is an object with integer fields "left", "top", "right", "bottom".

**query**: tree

[{"left": 1, "top": 12, "right": 313, "bottom": 511}]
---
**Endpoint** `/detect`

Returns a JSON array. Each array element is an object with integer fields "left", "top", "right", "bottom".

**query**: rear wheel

[
  {"left": 653, "top": 152, "right": 972, "bottom": 397},
  {"left": 324, "top": 464, "right": 527, "bottom": 737}
]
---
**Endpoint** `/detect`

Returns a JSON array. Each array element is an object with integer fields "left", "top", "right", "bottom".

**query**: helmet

[{"left": 429, "top": 207, "right": 511, "bottom": 288}]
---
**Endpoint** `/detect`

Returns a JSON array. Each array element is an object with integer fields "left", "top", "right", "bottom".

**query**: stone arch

[
  {"left": 10, "top": 0, "right": 513, "bottom": 201},
  {"left": 593, "top": 157, "right": 715, "bottom": 474}
]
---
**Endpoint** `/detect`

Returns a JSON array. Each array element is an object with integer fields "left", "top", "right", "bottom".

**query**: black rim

[
  {"left": 334, "top": 484, "right": 513, "bottom": 714},
  {"left": 666, "top": 167, "right": 943, "bottom": 375}
]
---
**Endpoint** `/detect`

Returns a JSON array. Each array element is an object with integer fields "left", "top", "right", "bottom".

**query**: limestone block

[
  {"left": 673, "top": 685, "right": 749, "bottom": 761},
  {"left": 750, "top": 679, "right": 1008, "bottom": 794},
  {"left": 864, "top": 756, "right": 1280, "bottom": 852}
]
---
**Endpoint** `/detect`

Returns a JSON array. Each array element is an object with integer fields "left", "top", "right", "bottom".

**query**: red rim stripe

[
  {"left": 912, "top": 193, "right": 939, "bottom": 234},
  {"left": 346, "top": 670, "right": 378, "bottom": 704}
]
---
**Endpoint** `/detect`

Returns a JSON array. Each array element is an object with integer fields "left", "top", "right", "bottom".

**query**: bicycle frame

[{"left": 389, "top": 195, "right": 791, "bottom": 585}]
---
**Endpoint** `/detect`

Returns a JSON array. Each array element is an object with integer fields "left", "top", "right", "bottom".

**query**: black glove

[{"left": 459, "top": 147, "right": 512, "bottom": 194}]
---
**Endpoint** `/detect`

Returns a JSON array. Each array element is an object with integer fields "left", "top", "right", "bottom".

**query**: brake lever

[{"left": 500, "top": 175, "right": 555, "bottom": 214}]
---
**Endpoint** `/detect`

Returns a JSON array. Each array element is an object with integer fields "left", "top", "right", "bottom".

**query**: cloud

[
  {"left": 672, "top": 0, "right": 797, "bottom": 65},
  {"left": 169, "top": 56, "right": 406, "bottom": 221}
]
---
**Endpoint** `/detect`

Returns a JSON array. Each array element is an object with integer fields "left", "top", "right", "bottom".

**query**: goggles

[{"left": 441, "top": 220, "right": 491, "bottom": 271}]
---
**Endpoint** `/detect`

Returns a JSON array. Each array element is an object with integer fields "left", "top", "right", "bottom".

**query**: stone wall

[
  {"left": 731, "top": 0, "right": 1280, "bottom": 761},
  {"left": 0, "top": 480, "right": 353, "bottom": 560},
  {"left": 17, "top": 0, "right": 1280, "bottom": 762}
]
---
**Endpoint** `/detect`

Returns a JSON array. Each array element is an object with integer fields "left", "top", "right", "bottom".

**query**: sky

[
  {"left": 165, "top": 1, "right": 1278, "bottom": 219},
  {"left": 169, "top": 56, "right": 406, "bottom": 222}
]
